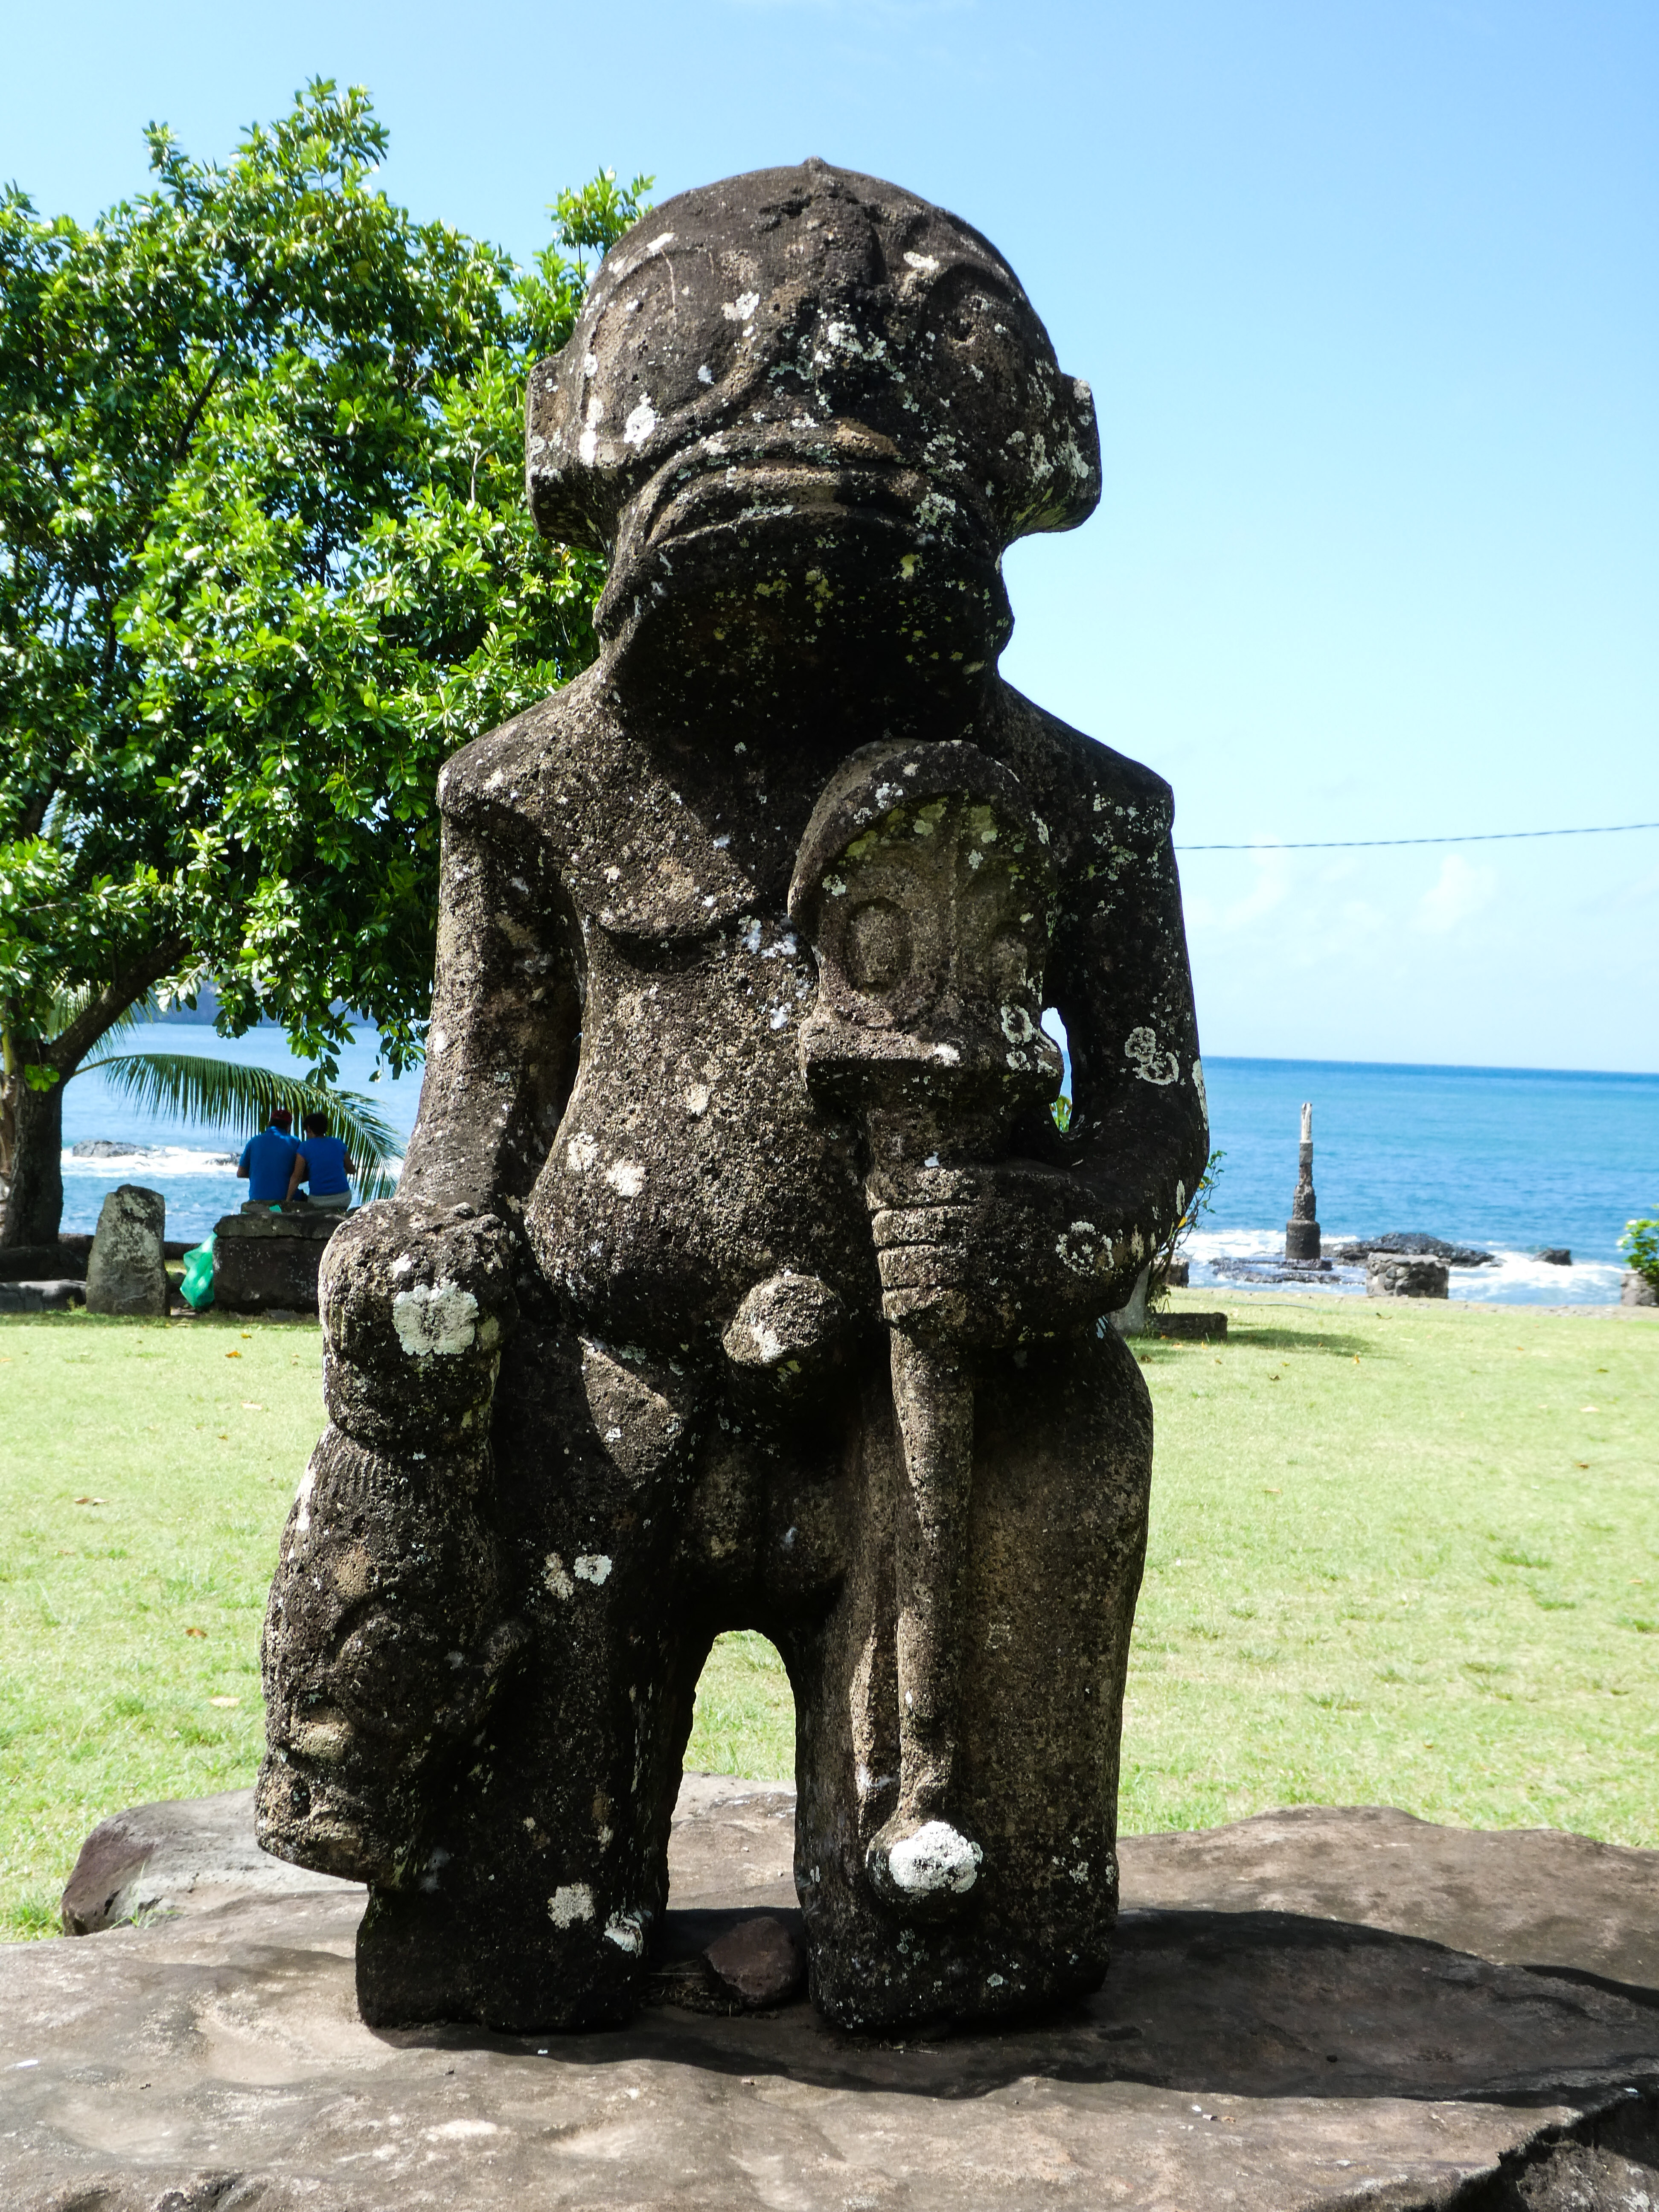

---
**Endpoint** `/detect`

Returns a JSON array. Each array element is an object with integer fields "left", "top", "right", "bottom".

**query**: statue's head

[{"left": 527, "top": 161, "right": 1100, "bottom": 721}]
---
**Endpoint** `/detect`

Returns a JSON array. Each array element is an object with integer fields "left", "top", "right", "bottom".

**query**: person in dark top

[
  {"left": 286, "top": 1111, "right": 355, "bottom": 1211},
  {"left": 237, "top": 1110, "right": 299, "bottom": 1208}
]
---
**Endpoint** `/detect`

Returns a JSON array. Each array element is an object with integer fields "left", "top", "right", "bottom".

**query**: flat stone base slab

[{"left": 5, "top": 1787, "right": 1656, "bottom": 2210}]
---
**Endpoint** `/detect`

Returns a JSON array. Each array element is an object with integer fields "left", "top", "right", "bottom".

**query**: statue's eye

[{"left": 844, "top": 899, "right": 911, "bottom": 992}]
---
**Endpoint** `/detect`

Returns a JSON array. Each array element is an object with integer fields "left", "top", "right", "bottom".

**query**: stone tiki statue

[{"left": 257, "top": 161, "right": 1209, "bottom": 2033}]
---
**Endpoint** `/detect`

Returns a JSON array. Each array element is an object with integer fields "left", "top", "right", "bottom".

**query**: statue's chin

[{"left": 599, "top": 512, "right": 1011, "bottom": 728}]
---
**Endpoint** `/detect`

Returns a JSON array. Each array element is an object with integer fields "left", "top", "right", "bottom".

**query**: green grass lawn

[{"left": 2, "top": 1292, "right": 1655, "bottom": 1938}]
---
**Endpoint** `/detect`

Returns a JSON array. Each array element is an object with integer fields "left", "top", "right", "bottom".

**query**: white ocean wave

[
  {"left": 61, "top": 1144, "right": 240, "bottom": 1175},
  {"left": 1184, "top": 1227, "right": 1624, "bottom": 1305}
]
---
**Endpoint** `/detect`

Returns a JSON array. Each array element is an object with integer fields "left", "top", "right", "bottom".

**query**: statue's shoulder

[
  {"left": 435, "top": 669, "right": 768, "bottom": 937},
  {"left": 993, "top": 686, "right": 1174, "bottom": 867},
  {"left": 436, "top": 667, "right": 612, "bottom": 829}
]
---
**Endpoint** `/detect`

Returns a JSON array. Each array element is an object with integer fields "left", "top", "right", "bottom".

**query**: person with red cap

[{"left": 237, "top": 1108, "right": 300, "bottom": 1209}]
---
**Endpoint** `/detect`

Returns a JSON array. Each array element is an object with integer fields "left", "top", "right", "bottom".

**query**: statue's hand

[
  {"left": 319, "top": 1199, "right": 520, "bottom": 1452},
  {"left": 868, "top": 1160, "right": 1150, "bottom": 1347}
]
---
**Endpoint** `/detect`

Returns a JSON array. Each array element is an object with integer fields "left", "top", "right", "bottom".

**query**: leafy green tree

[{"left": 0, "top": 81, "right": 646, "bottom": 1247}]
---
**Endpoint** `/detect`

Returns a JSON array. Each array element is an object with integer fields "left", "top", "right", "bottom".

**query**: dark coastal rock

[
  {"left": 1211, "top": 1254, "right": 1352, "bottom": 1288},
  {"left": 70, "top": 1138, "right": 142, "bottom": 1158},
  {"left": 15, "top": 1780, "right": 1659, "bottom": 2211},
  {"left": 1332, "top": 1232, "right": 1496, "bottom": 1267},
  {"left": 1536, "top": 1246, "right": 1572, "bottom": 1266},
  {"left": 1367, "top": 1253, "right": 1450, "bottom": 1298},
  {"left": 211, "top": 1206, "right": 345, "bottom": 1314},
  {"left": 84, "top": 1184, "right": 167, "bottom": 1317},
  {"left": 254, "top": 162, "right": 1211, "bottom": 2037}
]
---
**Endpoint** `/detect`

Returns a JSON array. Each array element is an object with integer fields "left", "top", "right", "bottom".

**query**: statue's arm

[
  {"left": 319, "top": 751, "right": 583, "bottom": 1442},
  {"left": 1029, "top": 752, "right": 1211, "bottom": 1310},
  {"left": 257, "top": 743, "right": 582, "bottom": 1880}
]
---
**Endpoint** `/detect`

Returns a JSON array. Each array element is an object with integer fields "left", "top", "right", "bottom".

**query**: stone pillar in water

[{"left": 1284, "top": 1101, "right": 1321, "bottom": 1262}]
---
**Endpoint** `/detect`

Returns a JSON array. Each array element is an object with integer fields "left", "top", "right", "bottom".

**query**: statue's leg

[
  {"left": 793, "top": 1325, "right": 1153, "bottom": 2030},
  {"left": 354, "top": 1314, "right": 707, "bottom": 2031}
]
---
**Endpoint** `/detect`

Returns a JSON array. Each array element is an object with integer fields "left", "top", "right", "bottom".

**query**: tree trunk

[
  {"left": 0, "top": 1070, "right": 67, "bottom": 1249},
  {"left": 0, "top": 940, "right": 190, "bottom": 1251}
]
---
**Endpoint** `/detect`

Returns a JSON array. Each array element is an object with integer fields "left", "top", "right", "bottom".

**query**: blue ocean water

[
  {"left": 1188, "top": 1057, "right": 1657, "bottom": 1306},
  {"left": 55, "top": 1029, "right": 1658, "bottom": 1304}
]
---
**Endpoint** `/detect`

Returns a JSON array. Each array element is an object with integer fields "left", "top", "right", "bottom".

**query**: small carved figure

[{"left": 258, "top": 160, "right": 1209, "bottom": 2033}]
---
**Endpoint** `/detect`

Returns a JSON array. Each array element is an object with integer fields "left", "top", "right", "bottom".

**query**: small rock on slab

[
  {"left": 703, "top": 1912, "right": 806, "bottom": 2008},
  {"left": 84, "top": 1185, "right": 167, "bottom": 1317}
]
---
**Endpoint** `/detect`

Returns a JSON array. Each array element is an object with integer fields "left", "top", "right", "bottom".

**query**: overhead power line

[{"left": 1175, "top": 820, "right": 1659, "bottom": 853}]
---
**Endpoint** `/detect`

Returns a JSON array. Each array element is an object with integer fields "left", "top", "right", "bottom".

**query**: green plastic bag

[{"left": 180, "top": 1236, "right": 215, "bottom": 1312}]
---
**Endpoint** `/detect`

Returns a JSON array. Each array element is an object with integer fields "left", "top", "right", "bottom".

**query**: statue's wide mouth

[
  {"left": 625, "top": 427, "right": 996, "bottom": 567},
  {"left": 643, "top": 456, "right": 926, "bottom": 554}
]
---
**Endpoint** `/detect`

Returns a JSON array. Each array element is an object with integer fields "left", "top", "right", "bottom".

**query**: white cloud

[{"left": 1414, "top": 853, "right": 1497, "bottom": 934}]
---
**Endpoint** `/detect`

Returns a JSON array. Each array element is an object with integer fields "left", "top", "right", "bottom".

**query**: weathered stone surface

[
  {"left": 10, "top": 1787, "right": 1659, "bottom": 2211},
  {"left": 1118, "top": 1804, "right": 1659, "bottom": 1990},
  {"left": 60, "top": 1788, "right": 360, "bottom": 1934},
  {"left": 255, "top": 162, "right": 1211, "bottom": 2037},
  {"left": 1623, "top": 1271, "right": 1659, "bottom": 1307},
  {"left": 2, "top": 1279, "right": 83, "bottom": 1311},
  {"left": 212, "top": 1208, "right": 344, "bottom": 1314},
  {"left": 1150, "top": 1309, "right": 1227, "bottom": 1339},
  {"left": 0, "top": 1242, "right": 87, "bottom": 1283},
  {"left": 1367, "top": 1253, "right": 1451, "bottom": 1299},
  {"left": 84, "top": 1185, "right": 166, "bottom": 1318}
]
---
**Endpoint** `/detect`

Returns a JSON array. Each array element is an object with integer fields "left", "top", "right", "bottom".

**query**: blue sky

[{"left": 6, "top": 0, "right": 1655, "bottom": 1069}]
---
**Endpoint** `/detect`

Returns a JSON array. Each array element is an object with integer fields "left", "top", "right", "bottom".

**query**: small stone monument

[
  {"left": 256, "top": 160, "right": 1210, "bottom": 2036},
  {"left": 84, "top": 1184, "right": 167, "bottom": 1316},
  {"left": 212, "top": 1207, "right": 344, "bottom": 1314},
  {"left": 1284, "top": 1100, "right": 1320, "bottom": 1262},
  {"left": 1367, "top": 1252, "right": 1449, "bottom": 1299}
]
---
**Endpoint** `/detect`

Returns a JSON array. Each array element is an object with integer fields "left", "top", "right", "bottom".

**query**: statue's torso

[
  {"left": 525, "top": 911, "right": 880, "bottom": 1353},
  {"left": 438, "top": 669, "right": 1176, "bottom": 1354}
]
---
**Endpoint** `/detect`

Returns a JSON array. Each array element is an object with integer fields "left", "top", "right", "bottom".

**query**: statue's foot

[{"left": 865, "top": 1812, "right": 984, "bottom": 1912}]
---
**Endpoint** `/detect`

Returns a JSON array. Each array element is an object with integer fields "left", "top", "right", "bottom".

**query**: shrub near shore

[{"left": 0, "top": 1293, "right": 1655, "bottom": 1937}]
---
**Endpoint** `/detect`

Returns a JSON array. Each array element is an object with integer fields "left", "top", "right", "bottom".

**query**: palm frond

[{"left": 75, "top": 1051, "right": 404, "bottom": 1203}]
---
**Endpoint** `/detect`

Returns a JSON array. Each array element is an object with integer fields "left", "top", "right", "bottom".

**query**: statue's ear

[{"left": 524, "top": 340, "right": 611, "bottom": 556}]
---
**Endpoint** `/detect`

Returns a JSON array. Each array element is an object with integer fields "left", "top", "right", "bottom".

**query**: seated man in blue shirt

[
  {"left": 286, "top": 1111, "right": 355, "bottom": 1212},
  {"left": 237, "top": 1110, "right": 299, "bottom": 1209}
]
